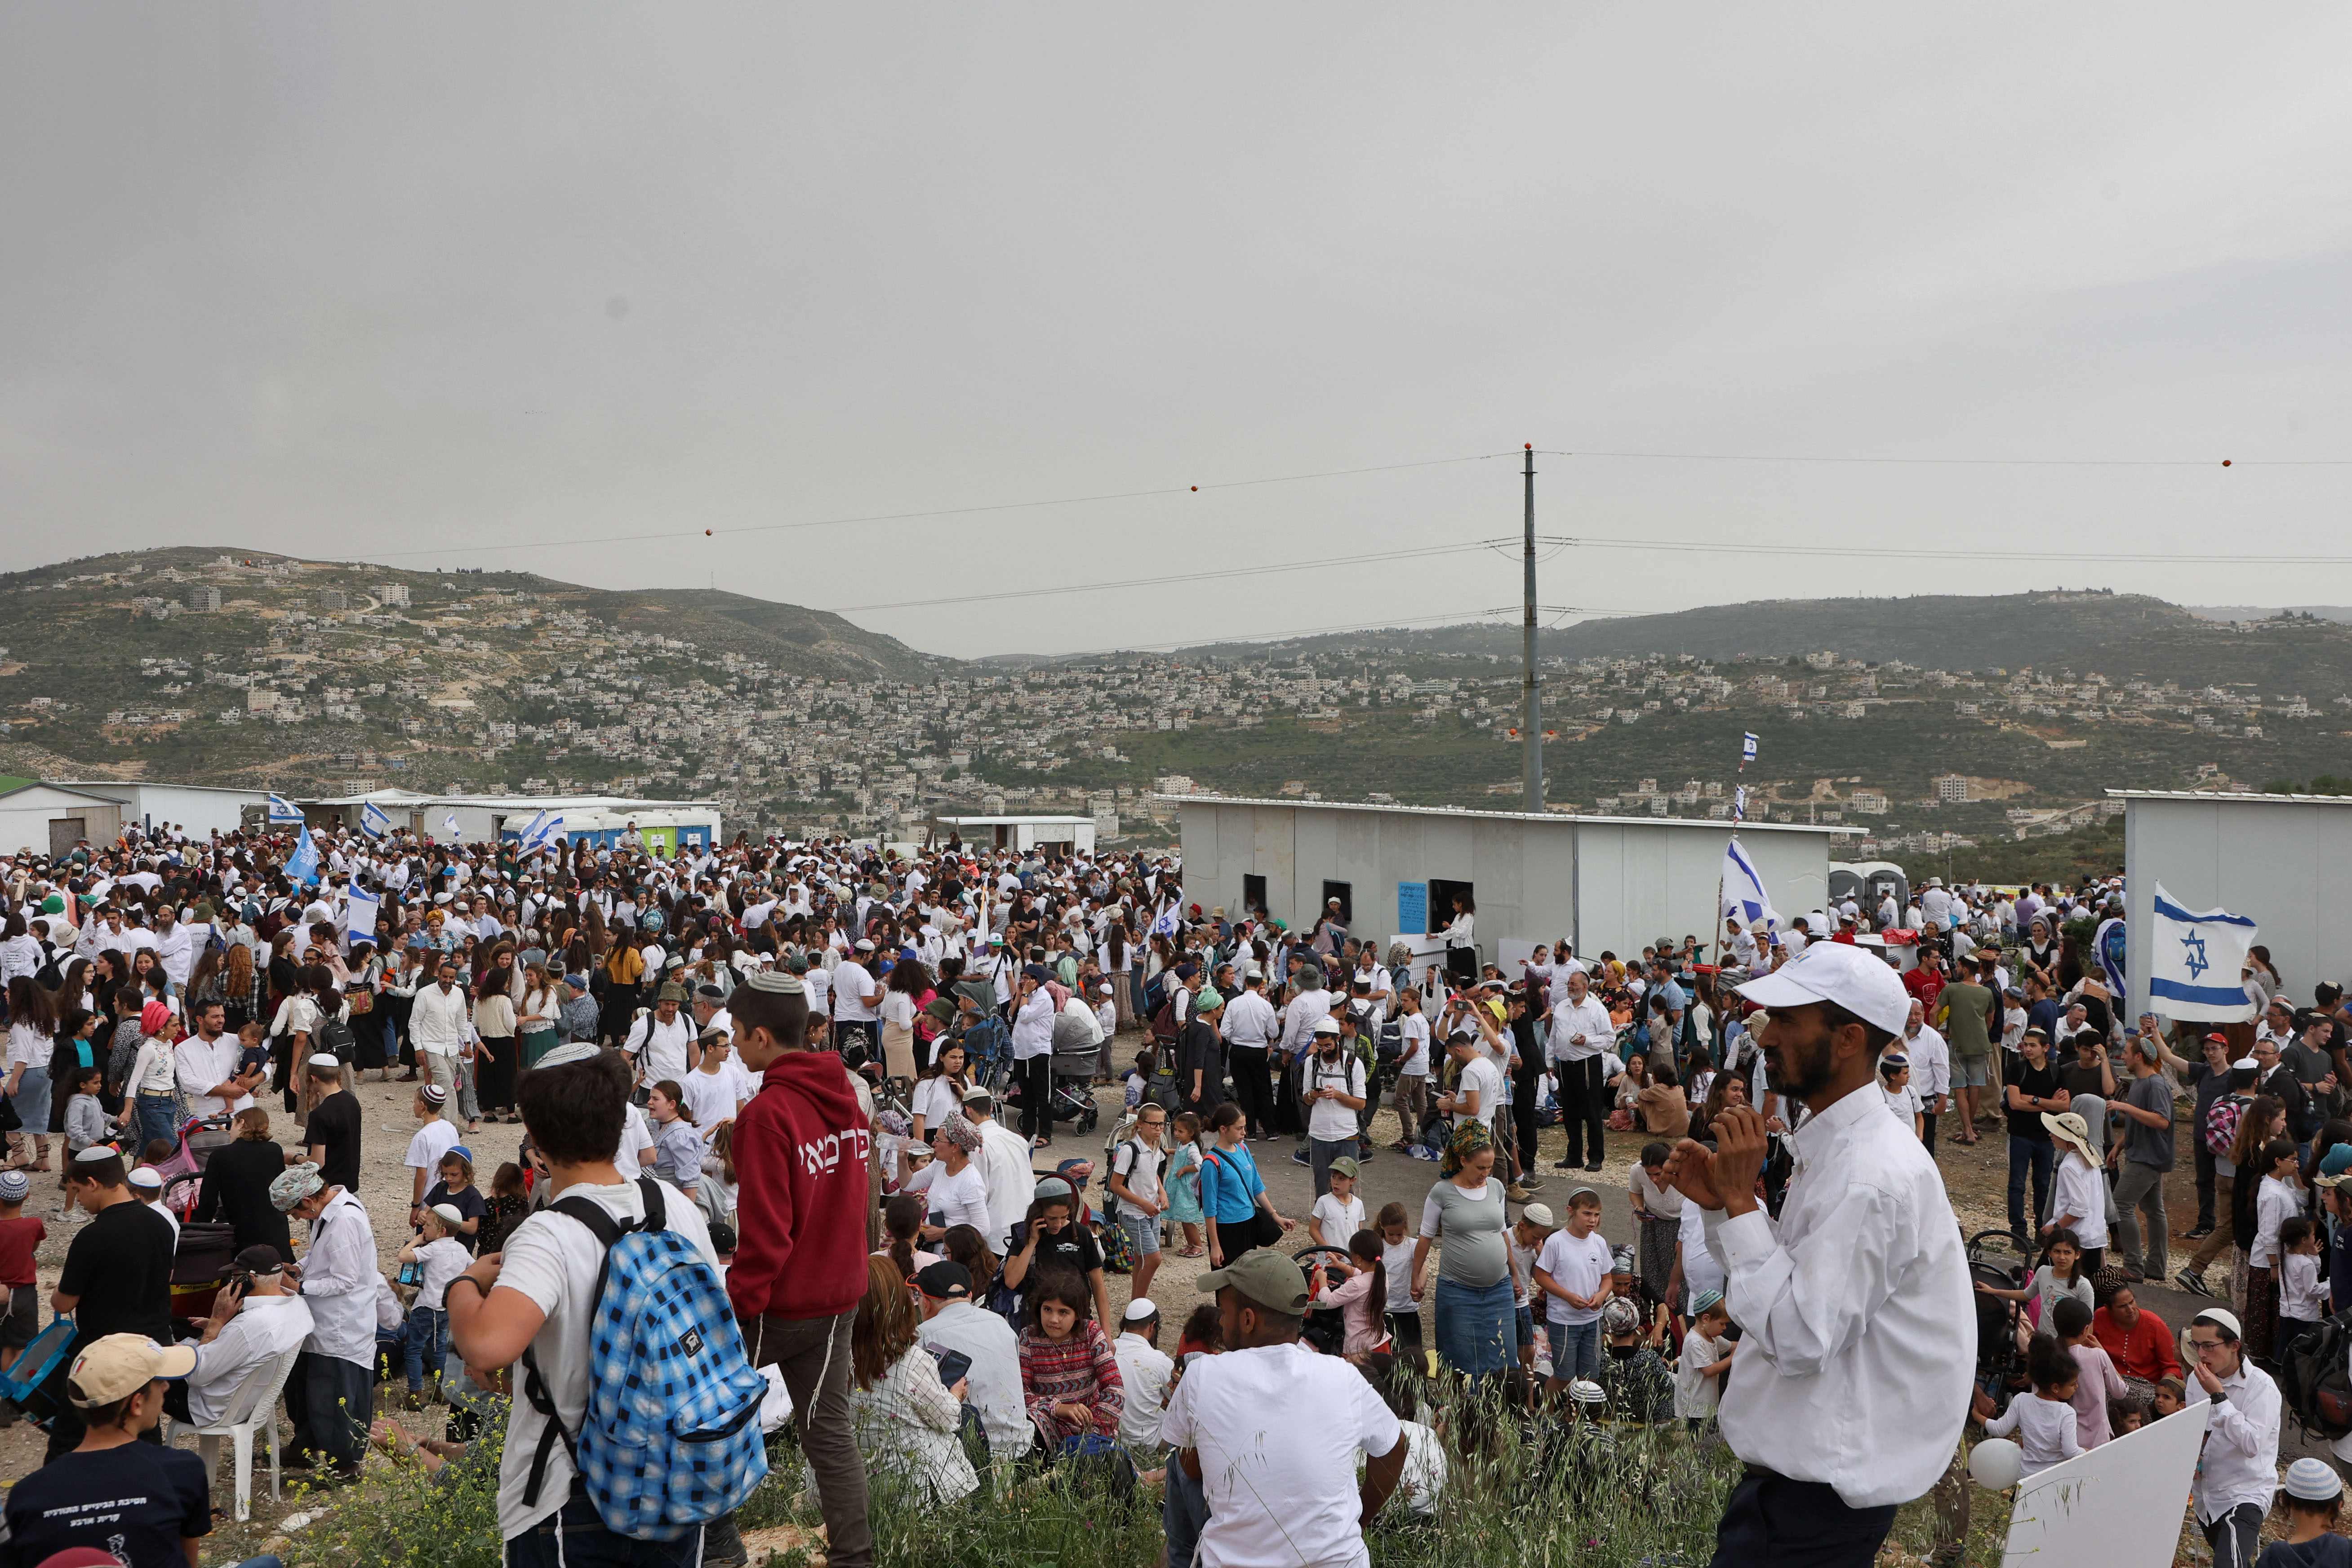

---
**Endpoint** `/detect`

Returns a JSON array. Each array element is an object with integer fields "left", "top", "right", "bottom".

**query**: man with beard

[{"left": 1664, "top": 941, "right": 1973, "bottom": 1568}]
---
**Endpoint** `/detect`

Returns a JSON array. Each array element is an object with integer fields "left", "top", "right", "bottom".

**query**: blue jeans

[
  {"left": 2007, "top": 1135, "right": 2054, "bottom": 1236},
  {"left": 1164, "top": 1447, "right": 1210, "bottom": 1568},
  {"left": 1549, "top": 1317, "right": 1601, "bottom": 1382},
  {"left": 504, "top": 1479, "right": 704, "bottom": 1568},
  {"left": 134, "top": 1094, "right": 178, "bottom": 1154},
  {"left": 1433, "top": 1274, "right": 1516, "bottom": 1377},
  {"left": 403, "top": 1304, "right": 449, "bottom": 1392}
]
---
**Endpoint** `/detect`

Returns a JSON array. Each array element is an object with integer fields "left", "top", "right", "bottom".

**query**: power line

[
  {"left": 820, "top": 538, "right": 1516, "bottom": 614},
  {"left": 369, "top": 450, "right": 1521, "bottom": 561},
  {"left": 1536, "top": 449, "right": 2334, "bottom": 468}
]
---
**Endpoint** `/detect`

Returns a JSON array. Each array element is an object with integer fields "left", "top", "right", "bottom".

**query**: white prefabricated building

[
  {"left": 2112, "top": 789, "right": 2352, "bottom": 1022},
  {"left": 1171, "top": 795, "right": 1852, "bottom": 964}
]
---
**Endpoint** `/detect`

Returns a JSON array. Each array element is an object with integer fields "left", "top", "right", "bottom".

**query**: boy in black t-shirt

[
  {"left": 303, "top": 1053, "right": 365, "bottom": 1193},
  {"left": 47, "top": 1150, "right": 175, "bottom": 1460},
  {"left": 4, "top": 1333, "right": 210, "bottom": 1568}
]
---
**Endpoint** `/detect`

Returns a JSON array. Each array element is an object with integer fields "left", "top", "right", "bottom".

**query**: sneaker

[
  {"left": 1506, "top": 1185, "right": 1534, "bottom": 1203},
  {"left": 1291, "top": 1149, "right": 1311, "bottom": 1167},
  {"left": 2184, "top": 1224, "right": 2214, "bottom": 1241},
  {"left": 1516, "top": 1175, "right": 1545, "bottom": 1190},
  {"left": 2174, "top": 1267, "right": 2214, "bottom": 1297}
]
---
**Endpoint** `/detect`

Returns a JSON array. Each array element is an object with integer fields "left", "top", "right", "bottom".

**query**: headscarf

[
  {"left": 138, "top": 1000, "right": 173, "bottom": 1037},
  {"left": 935, "top": 1115, "right": 983, "bottom": 1155},
  {"left": 1439, "top": 1116, "right": 1494, "bottom": 1178}
]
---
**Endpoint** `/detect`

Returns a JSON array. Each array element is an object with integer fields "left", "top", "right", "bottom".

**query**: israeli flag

[
  {"left": 1148, "top": 904, "right": 1179, "bottom": 938},
  {"left": 516, "top": 808, "right": 565, "bottom": 855},
  {"left": 285, "top": 824, "right": 321, "bottom": 888},
  {"left": 1733, "top": 785, "right": 1747, "bottom": 822},
  {"left": 346, "top": 882, "right": 381, "bottom": 942},
  {"left": 360, "top": 801, "right": 391, "bottom": 840},
  {"left": 1720, "top": 835, "right": 1780, "bottom": 938},
  {"left": 1741, "top": 732, "right": 1758, "bottom": 763},
  {"left": 2147, "top": 884, "right": 2258, "bottom": 1022},
  {"left": 442, "top": 812, "right": 461, "bottom": 841},
  {"left": 267, "top": 793, "right": 303, "bottom": 825}
]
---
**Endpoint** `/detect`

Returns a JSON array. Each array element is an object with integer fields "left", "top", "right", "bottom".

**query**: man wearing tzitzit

[{"left": 1664, "top": 940, "right": 1974, "bottom": 1567}]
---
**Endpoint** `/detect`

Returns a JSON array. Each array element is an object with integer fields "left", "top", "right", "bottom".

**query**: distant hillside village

[{"left": 0, "top": 551, "right": 2343, "bottom": 860}]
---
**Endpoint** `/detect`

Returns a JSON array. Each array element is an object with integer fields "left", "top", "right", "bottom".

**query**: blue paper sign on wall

[{"left": 1397, "top": 881, "right": 1428, "bottom": 935}]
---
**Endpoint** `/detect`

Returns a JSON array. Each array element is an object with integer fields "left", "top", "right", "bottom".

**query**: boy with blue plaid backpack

[{"left": 447, "top": 1041, "right": 761, "bottom": 1568}]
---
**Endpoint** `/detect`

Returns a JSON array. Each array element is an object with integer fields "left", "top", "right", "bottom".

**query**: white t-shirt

[
  {"left": 616, "top": 1102, "right": 654, "bottom": 1169},
  {"left": 1311, "top": 1191, "right": 1365, "bottom": 1246},
  {"left": 1112, "top": 1138, "right": 1166, "bottom": 1210},
  {"left": 1303, "top": 1053, "right": 1367, "bottom": 1143},
  {"left": 411, "top": 1234, "right": 472, "bottom": 1313},
  {"left": 1675, "top": 1332, "right": 1726, "bottom": 1420},
  {"left": 905, "top": 1160, "right": 991, "bottom": 1237},
  {"left": 1678, "top": 1198, "right": 1725, "bottom": 1302},
  {"left": 833, "top": 963, "right": 879, "bottom": 1022},
  {"left": 1881, "top": 1083, "right": 1921, "bottom": 1127},
  {"left": 681, "top": 1058, "right": 755, "bottom": 1128},
  {"left": 494, "top": 1177, "right": 717, "bottom": 1540},
  {"left": 1158, "top": 1341, "right": 1403, "bottom": 1568},
  {"left": 910, "top": 1075, "right": 963, "bottom": 1131},
  {"left": 1534, "top": 1228, "right": 1612, "bottom": 1328},
  {"left": 1113, "top": 1331, "right": 1175, "bottom": 1453},
  {"left": 1396, "top": 1013, "right": 1431, "bottom": 1079},
  {"left": 405, "top": 1116, "right": 462, "bottom": 1178},
  {"left": 1454, "top": 1055, "right": 1503, "bottom": 1128}
]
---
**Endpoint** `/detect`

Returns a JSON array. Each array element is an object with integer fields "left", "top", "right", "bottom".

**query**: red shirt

[
  {"left": 1902, "top": 966, "right": 1946, "bottom": 1013},
  {"left": 728, "top": 1052, "right": 873, "bottom": 1325},
  {"left": 2092, "top": 1305, "right": 2180, "bottom": 1384},
  {"left": 0, "top": 1215, "right": 45, "bottom": 1288}
]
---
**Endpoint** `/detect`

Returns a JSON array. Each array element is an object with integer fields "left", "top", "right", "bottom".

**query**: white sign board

[{"left": 2003, "top": 1401, "right": 2209, "bottom": 1566}]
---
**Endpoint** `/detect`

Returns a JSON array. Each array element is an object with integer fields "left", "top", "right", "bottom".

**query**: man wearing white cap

[
  {"left": 2184, "top": 1305, "right": 2282, "bottom": 1568},
  {"left": 272, "top": 1159, "right": 379, "bottom": 1480},
  {"left": 1663, "top": 940, "right": 1973, "bottom": 1567}
]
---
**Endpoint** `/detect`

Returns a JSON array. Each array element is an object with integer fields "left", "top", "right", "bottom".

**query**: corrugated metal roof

[
  {"left": 1156, "top": 793, "right": 1860, "bottom": 835},
  {"left": 2105, "top": 788, "right": 2352, "bottom": 807}
]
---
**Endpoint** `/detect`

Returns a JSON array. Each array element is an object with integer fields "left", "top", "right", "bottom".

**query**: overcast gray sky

[{"left": 6, "top": 5, "right": 2352, "bottom": 658}]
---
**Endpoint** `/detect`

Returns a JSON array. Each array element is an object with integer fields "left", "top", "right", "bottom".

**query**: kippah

[
  {"left": 534, "top": 1041, "right": 602, "bottom": 1069},
  {"left": 74, "top": 1146, "right": 116, "bottom": 1165},
  {"left": 128, "top": 1167, "right": 162, "bottom": 1190},
  {"left": 308, "top": 1053, "right": 342, "bottom": 1071},
  {"left": 422, "top": 1083, "right": 447, "bottom": 1103},
  {"left": 743, "top": 970, "right": 805, "bottom": 995}
]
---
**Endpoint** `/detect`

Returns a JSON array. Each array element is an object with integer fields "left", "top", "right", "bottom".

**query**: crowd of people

[{"left": 0, "top": 820, "right": 2340, "bottom": 1565}]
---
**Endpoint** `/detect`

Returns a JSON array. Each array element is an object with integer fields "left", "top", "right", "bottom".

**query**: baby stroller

[
  {"left": 1968, "top": 1228, "right": 2030, "bottom": 1400},
  {"left": 959, "top": 1013, "right": 1010, "bottom": 1095},
  {"left": 149, "top": 1112, "right": 236, "bottom": 1221},
  {"left": 1049, "top": 1012, "right": 1102, "bottom": 1135},
  {"left": 1295, "top": 1246, "right": 1353, "bottom": 1355},
  {"left": 171, "top": 1222, "right": 239, "bottom": 1327}
]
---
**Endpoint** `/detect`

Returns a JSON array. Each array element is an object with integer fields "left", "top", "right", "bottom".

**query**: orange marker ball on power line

[
  {"left": 2222, "top": 459, "right": 2232, "bottom": 467},
  {"left": 705, "top": 529, "right": 713, "bottom": 535},
  {"left": 1191, "top": 486, "right": 1198, "bottom": 492}
]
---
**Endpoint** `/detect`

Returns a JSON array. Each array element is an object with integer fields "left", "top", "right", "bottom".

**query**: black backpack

[
  {"left": 2280, "top": 1311, "right": 2352, "bottom": 1439},
  {"left": 316, "top": 1010, "right": 358, "bottom": 1063}
]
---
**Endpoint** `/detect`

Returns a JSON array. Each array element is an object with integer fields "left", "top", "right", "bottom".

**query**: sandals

[{"left": 1177, "top": 1245, "right": 1206, "bottom": 1259}]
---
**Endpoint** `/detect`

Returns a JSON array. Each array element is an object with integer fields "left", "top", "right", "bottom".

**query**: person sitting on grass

[
  {"left": 1017, "top": 1265, "right": 1125, "bottom": 1457},
  {"left": 1975, "top": 1335, "right": 2084, "bottom": 1478},
  {"left": 849, "top": 1255, "right": 979, "bottom": 1506}
]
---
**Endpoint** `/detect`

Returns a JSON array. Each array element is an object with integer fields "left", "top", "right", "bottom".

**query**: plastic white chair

[{"left": 178, "top": 1344, "right": 303, "bottom": 1521}]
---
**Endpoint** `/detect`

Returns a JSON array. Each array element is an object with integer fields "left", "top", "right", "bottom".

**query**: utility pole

[{"left": 1521, "top": 443, "right": 1542, "bottom": 813}]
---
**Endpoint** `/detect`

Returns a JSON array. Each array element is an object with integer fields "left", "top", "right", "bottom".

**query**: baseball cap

[
  {"left": 1326, "top": 1155, "right": 1360, "bottom": 1180},
  {"left": 68, "top": 1334, "right": 195, "bottom": 1406},
  {"left": 1734, "top": 940, "right": 1910, "bottom": 1037},
  {"left": 233, "top": 1244, "right": 287, "bottom": 1275},
  {"left": 914, "top": 1261, "right": 971, "bottom": 1300},
  {"left": 2315, "top": 1145, "right": 2352, "bottom": 1188},
  {"left": 1197, "top": 1247, "right": 1311, "bottom": 1315}
]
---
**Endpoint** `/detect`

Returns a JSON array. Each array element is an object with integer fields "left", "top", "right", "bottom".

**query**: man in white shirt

[
  {"left": 1218, "top": 972, "right": 1281, "bottom": 1142},
  {"left": 1300, "top": 1018, "right": 1367, "bottom": 1198},
  {"left": 1664, "top": 940, "right": 1972, "bottom": 1567},
  {"left": 1900, "top": 1000, "right": 1952, "bottom": 1153},
  {"left": 961, "top": 1088, "right": 1035, "bottom": 1254},
  {"left": 169, "top": 1244, "right": 316, "bottom": 1429},
  {"left": 1008, "top": 972, "right": 1058, "bottom": 1145},
  {"left": 1161, "top": 1250, "right": 1405, "bottom": 1568},
  {"left": 680, "top": 1031, "right": 756, "bottom": 1129},
  {"left": 272, "top": 1163, "right": 380, "bottom": 1480},
  {"left": 913, "top": 1260, "right": 1027, "bottom": 1468},
  {"left": 2184, "top": 1306, "right": 2281, "bottom": 1568},
  {"left": 152, "top": 906, "right": 196, "bottom": 989},
  {"left": 174, "top": 1000, "right": 259, "bottom": 1120},
  {"left": 1547, "top": 968, "right": 1614, "bottom": 1173},
  {"left": 624, "top": 984, "right": 698, "bottom": 1088},
  {"left": 409, "top": 957, "right": 471, "bottom": 1124},
  {"left": 1112, "top": 1298, "right": 1174, "bottom": 1457}
]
